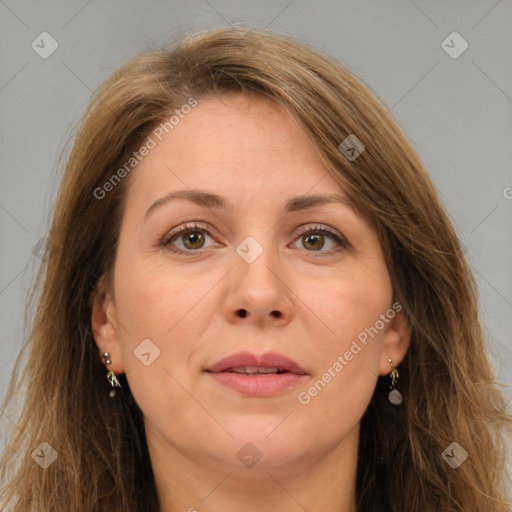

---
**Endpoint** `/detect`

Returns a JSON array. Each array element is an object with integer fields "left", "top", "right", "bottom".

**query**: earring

[
  {"left": 387, "top": 358, "right": 403, "bottom": 405},
  {"left": 102, "top": 352, "right": 121, "bottom": 398}
]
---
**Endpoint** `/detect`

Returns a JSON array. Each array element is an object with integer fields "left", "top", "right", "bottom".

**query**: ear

[
  {"left": 90, "top": 275, "right": 125, "bottom": 374},
  {"left": 378, "top": 304, "right": 411, "bottom": 376}
]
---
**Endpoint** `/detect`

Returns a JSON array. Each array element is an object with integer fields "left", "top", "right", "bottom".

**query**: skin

[{"left": 92, "top": 92, "right": 411, "bottom": 512}]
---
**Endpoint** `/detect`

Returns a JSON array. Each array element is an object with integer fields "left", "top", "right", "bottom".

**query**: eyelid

[
  {"left": 161, "top": 221, "right": 213, "bottom": 245},
  {"left": 294, "top": 223, "right": 347, "bottom": 244}
]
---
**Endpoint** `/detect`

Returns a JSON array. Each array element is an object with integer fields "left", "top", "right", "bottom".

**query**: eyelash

[{"left": 160, "top": 222, "right": 348, "bottom": 257}]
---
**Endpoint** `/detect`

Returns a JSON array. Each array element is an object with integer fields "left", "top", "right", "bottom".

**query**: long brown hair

[{"left": 1, "top": 26, "right": 510, "bottom": 512}]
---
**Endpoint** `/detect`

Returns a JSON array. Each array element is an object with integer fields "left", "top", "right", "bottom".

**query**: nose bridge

[{"left": 234, "top": 231, "right": 281, "bottom": 289}]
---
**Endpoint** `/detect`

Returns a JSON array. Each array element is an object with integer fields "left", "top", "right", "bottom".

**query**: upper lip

[{"left": 205, "top": 351, "right": 308, "bottom": 375}]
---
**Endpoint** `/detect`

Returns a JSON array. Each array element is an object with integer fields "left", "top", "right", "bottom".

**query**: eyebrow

[{"left": 144, "top": 189, "right": 352, "bottom": 218}]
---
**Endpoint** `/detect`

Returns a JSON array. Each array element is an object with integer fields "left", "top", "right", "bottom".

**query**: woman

[{"left": 1, "top": 27, "right": 510, "bottom": 511}]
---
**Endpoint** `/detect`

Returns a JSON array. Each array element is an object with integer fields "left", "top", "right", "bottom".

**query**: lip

[
  {"left": 205, "top": 351, "right": 308, "bottom": 375},
  {"left": 204, "top": 351, "right": 308, "bottom": 398}
]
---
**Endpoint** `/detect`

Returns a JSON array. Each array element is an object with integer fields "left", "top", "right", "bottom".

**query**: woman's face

[{"left": 93, "top": 92, "right": 410, "bottom": 475}]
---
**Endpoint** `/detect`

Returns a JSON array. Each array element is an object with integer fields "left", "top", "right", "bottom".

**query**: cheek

[
  {"left": 114, "top": 259, "right": 222, "bottom": 390},
  {"left": 292, "top": 268, "right": 391, "bottom": 416},
  {"left": 116, "top": 256, "right": 214, "bottom": 336},
  {"left": 296, "top": 264, "right": 392, "bottom": 350},
  {"left": 114, "top": 262, "right": 218, "bottom": 424}
]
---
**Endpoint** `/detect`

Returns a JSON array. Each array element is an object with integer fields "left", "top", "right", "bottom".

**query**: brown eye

[
  {"left": 162, "top": 223, "right": 218, "bottom": 255},
  {"left": 292, "top": 225, "right": 348, "bottom": 256},
  {"left": 181, "top": 230, "right": 205, "bottom": 250},
  {"left": 302, "top": 232, "right": 325, "bottom": 251}
]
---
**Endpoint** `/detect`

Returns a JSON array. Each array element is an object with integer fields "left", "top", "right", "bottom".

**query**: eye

[
  {"left": 161, "top": 222, "right": 348, "bottom": 257},
  {"left": 290, "top": 224, "right": 348, "bottom": 256},
  {"left": 161, "top": 222, "right": 219, "bottom": 255}
]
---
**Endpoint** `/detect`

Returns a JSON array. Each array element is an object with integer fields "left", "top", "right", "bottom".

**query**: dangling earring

[
  {"left": 387, "top": 358, "right": 403, "bottom": 405},
  {"left": 102, "top": 352, "right": 121, "bottom": 398}
]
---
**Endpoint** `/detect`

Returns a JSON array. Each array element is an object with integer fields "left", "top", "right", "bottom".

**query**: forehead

[
  {"left": 126, "top": 92, "right": 347, "bottom": 207},
  {"left": 153, "top": 93, "right": 321, "bottom": 166}
]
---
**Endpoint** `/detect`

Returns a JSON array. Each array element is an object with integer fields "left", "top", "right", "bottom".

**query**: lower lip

[{"left": 205, "top": 371, "right": 308, "bottom": 397}]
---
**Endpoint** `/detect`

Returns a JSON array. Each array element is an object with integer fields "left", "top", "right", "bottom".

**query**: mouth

[
  {"left": 204, "top": 352, "right": 308, "bottom": 397},
  {"left": 204, "top": 351, "right": 308, "bottom": 375},
  {"left": 215, "top": 366, "right": 292, "bottom": 375}
]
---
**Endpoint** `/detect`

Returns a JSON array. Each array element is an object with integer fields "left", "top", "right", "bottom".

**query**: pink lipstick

[{"left": 204, "top": 351, "right": 308, "bottom": 397}]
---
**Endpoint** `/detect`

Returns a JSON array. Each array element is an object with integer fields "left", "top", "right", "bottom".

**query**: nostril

[
  {"left": 238, "top": 309, "right": 247, "bottom": 318},
  {"left": 271, "top": 311, "right": 281, "bottom": 318}
]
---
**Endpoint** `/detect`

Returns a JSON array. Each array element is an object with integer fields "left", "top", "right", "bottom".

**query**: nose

[{"left": 222, "top": 243, "right": 294, "bottom": 328}]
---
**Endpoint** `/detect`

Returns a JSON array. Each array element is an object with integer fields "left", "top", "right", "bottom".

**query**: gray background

[{"left": 1, "top": 0, "right": 511, "bottom": 450}]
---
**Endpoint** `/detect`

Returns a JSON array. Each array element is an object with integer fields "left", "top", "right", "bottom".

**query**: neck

[{"left": 147, "top": 422, "right": 360, "bottom": 512}]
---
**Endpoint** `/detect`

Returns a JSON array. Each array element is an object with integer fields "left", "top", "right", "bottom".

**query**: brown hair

[{"left": 1, "top": 26, "right": 510, "bottom": 511}]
